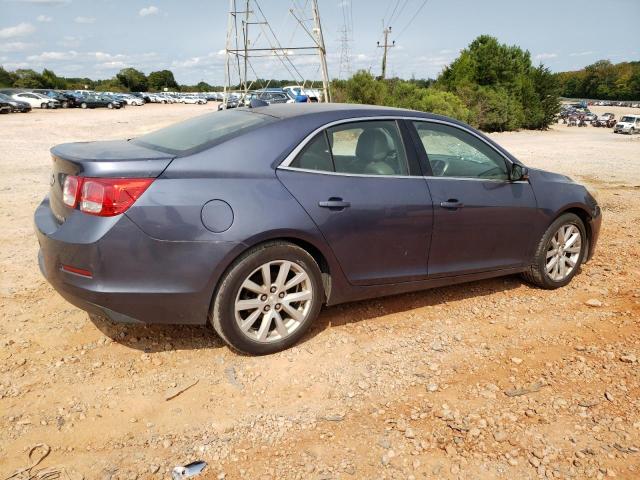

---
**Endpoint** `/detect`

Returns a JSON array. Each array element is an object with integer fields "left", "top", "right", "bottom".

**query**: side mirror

[{"left": 510, "top": 164, "right": 529, "bottom": 181}]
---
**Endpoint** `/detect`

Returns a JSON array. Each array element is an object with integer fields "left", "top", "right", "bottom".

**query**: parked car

[
  {"left": 11, "top": 92, "right": 59, "bottom": 109},
  {"left": 33, "top": 89, "right": 78, "bottom": 108},
  {"left": 0, "top": 92, "right": 31, "bottom": 112},
  {"left": 613, "top": 114, "right": 640, "bottom": 134},
  {"left": 115, "top": 94, "right": 143, "bottom": 106},
  {"left": 76, "top": 94, "right": 122, "bottom": 109},
  {"left": 593, "top": 113, "right": 616, "bottom": 128},
  {"left": 0, "top": 99, "right": 11, "bottom": 114},
  {"left": 131, "top": 92, "right": 151, "bottom": 103},
  {"left": 35, "top": 104, "right": 602, "bottom": 355},
  {"left": 283, "top": 85, "right": 321, "bottom": 102}
]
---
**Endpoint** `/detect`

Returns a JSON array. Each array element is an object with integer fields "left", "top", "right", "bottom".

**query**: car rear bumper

[{"left": 35, "top": 196, "right": 240, "bottom": 325}]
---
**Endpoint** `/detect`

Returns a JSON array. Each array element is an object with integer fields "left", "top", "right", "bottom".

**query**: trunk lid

[{"left": 49, "top": 140, "right": 173, "bottom": 223}]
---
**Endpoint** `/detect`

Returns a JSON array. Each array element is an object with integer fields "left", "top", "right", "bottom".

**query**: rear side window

[
  {"left": 290, "top": 132, "right": 333, "bottom": 171},
  {"left": 132, "top": 110, "right": 276, "bottom": 156}
]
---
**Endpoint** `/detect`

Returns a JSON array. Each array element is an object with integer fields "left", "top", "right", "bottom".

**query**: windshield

[
  {"left": 620, "top": 116, "right": 636, "bottom": 123},
  {"left": 131, "top": 109, "right": 276, "bottom": 156}
]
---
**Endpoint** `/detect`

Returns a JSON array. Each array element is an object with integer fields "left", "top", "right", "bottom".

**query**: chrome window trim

[
  {"left": 277, "top": 115, "right": 520, "bottom": 182},
  {"left": 277, "top": 165, "right": 421, "bottom": 179}
]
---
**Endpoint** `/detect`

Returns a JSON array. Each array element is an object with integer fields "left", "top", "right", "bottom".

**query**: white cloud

[
  {"left": 0, "top": 41, "right": 36, "bottom": 52},
  {"left": 58, "top": 35, "right": 80, "bottom": 47},
  {"left": 139, "top": 5, "right": 159, "bottom": 17},
  {"left": 0, "top": 22, "right": 36, "bottom": 39},
  {"left": 535, "top": 52, "right": 558, "bottom": 61},
  {"left": 7, "top": 0, "right": 70, "bottom": 4},
  {"left": 569, "top": 51, "right": 594, "bottom": 57},
  {"left": 36, "top": 15, "right": 53, "bottom": 22},
  {"left": 74, "top": 16, "right": 95, "bottom": 24},
  {"left": 27, "top": 50, "right": 77, "bottom": 61}
]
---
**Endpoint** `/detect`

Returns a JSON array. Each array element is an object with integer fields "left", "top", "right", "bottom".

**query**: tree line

[
  {"left": 2, "top": 35, "right": 636, "bottom": 131},
  {"left": 555, "top": 60, "right": 640, "bottom": 101},
  {"left": 333, "top": 35, "right": 560, "bottom": 132}
]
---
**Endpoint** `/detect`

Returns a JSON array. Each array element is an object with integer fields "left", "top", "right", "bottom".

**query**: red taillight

[
  {"left": 79, "top": 177, "right": 154, "bottom": 216},
  {"left": 62, "top": 175, "right": 81, "bottom": 208}
]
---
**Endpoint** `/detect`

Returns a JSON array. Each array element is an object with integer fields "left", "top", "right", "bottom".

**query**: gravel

[{"left": 1, "top": 104, "right": 639, "bottom": 478}]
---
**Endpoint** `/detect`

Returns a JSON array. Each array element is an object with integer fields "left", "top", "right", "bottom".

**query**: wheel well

[
  {"left": 276, "top": 237, "right": 332, "bottom": 302},
  {"left": 559, "top": 207, "right": 592, "bottom": 261}
]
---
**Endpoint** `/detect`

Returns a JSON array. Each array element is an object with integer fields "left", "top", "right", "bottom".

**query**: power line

[{"left": 395, "top": 0, "right": 430, "bottom": 40}]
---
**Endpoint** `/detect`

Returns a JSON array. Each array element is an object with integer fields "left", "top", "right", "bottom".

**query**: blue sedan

[{"left": 35, "top": 104, "right": 601, "bottom": 354}]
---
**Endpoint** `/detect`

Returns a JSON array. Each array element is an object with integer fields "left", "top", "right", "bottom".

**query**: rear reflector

[{"left": 61, "top": 264, "right": 93, "bottom": 278}]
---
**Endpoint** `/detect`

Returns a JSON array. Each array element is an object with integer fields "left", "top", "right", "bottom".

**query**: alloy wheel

[
  {"left": 545, "top": 224, "right": 582, "bottom": 281},
  {"left": 234, "top": 260, "right": 313, "bottom": 343}
]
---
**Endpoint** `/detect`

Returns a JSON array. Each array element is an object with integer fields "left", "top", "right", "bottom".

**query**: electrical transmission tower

[
  {"left": 338, "top": 0, "right": 352, "bottom": 79},
  {"left": 338, "top": 25, "right": 351, "bottom": 78},
  {"left": 223, "top": 0, "right": 331, "bottom": 104}
]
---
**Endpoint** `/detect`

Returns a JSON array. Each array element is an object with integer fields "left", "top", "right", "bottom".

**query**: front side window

[{"left": 413, "top": 122, "right": 508, "bottom": 180}]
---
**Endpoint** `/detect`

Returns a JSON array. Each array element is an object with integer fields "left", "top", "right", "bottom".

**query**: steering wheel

[
  {"left": 478, "top": 166, "right": 503, "bottom": 178},
  {"left": 430, "top": 159, "right": 449, "bottom": 176}
]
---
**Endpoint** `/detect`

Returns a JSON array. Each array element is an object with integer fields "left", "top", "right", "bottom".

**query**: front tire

[
  {"left": 522, "top": 213, "right": 586, "bottom": 289},
  {"left": 211, "top": 242, "right": 324, "bottom": 355}
]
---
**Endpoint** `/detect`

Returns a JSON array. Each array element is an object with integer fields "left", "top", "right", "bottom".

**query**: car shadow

[
  {"left": 302, "top": 274, "right": 526, "bottom": 342},
  {"left": 89, "top": 274, "right": 526, "bottom": 354},
  {"left": 88, "top": 313, "right": 224, "bottom": 353}
]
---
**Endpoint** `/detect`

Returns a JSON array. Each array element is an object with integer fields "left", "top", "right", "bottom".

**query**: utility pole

[
  {"left": 377, "top": 26, "right": 395, "bottom": 80},
  {"left": 311, "top": 0, "right": 331, "bottom": 102},
  {"left": 224, "top": 0, "right": 331, "bottom": 103}
]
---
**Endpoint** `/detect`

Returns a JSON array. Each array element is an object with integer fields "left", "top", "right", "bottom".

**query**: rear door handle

[
  {"left": 319, "top": 198, "right": 350, "bottom": 210},
  {"left": 440, "top": 200, "right": 464, "bottom": 210}
]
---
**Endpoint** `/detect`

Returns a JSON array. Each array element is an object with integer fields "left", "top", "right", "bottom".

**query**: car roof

[{"left": 249, "top": 102, "right": 450, "bottom": 122}]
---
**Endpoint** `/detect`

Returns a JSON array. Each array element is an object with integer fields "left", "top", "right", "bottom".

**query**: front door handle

[
  {"left": 440, "top": 199, "right": 464, "bottom": 210},
  {"left": 319, "top": 197, "right": 351, "bottom": 210}
]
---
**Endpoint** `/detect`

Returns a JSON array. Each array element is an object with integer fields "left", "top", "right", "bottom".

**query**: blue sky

[{"left": 0, "top": 0, "right": 638, "bottom": 85}]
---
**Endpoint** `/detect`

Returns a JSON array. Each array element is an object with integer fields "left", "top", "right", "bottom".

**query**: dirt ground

[{"left": 0, "top": 104, "right": 639, "bottom": 480}]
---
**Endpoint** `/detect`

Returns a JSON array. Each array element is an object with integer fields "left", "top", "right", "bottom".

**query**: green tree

[
  {"left": 12, "top": 69, "right": 45, "bottom": 89},
  {"left": 115, "top": 68, "right": 148, "bottom": 92},
  {"left": 0, "top": 66, "right": 15, "bottom": 87},
  {"left": 344, "top": 70, "right": 388, "bottom": 105},
  {"left": 147, "top": 70, "right": 178, "bottom": 91},
  {"left": 196, "top": 81, "right": 212, "bottom": 92}
]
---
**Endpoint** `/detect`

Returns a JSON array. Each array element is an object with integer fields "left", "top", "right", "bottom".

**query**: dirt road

[{"left": 1, "top": 104, "right": 638, "bottom": 479}]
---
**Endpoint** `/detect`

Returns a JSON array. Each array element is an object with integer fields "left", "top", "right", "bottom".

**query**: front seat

[{"left": 355, "top": 129, "right": 396, "bottom": 175}]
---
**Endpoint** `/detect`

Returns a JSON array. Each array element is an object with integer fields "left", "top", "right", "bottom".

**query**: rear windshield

[{"left": 131, "top": 109, "right": 275, "bottom": 156}]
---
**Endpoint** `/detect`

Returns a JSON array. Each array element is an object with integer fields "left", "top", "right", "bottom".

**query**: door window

[
  {"left": 413, "top": 122, "right": 508, "bottom": 180},
  {"left": 328, "top": 121, "right": 408, "bottom": 175},
  {"left": 290, "top": 120, "right": 409, "bottom": 176}
]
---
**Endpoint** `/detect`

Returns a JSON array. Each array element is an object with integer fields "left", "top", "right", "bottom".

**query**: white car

[
  {"left": 613, "top": 114, "right": 640, "bottom": 134},
  {"left": 283, "top": 85, "right": 322, "bottom": 102},
  {"left": 12, "top": 92, "right": 59, "bottom": 109},
  {"left": 182, "top": 95, "right": 206, "bottom": 104},
  {"left": 121, "top": 95, "right": 144, "bottom": 106}
]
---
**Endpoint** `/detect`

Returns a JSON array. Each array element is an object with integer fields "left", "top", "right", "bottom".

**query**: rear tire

[
  {"left": 522, "top": 213, "right": 586, "bottom": 289},
  {"left": 210, "top": 242, "right": 324, "bottom": 355},
  {"left": 80, "top": 103, "right": 87, "bottom": 109}
]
